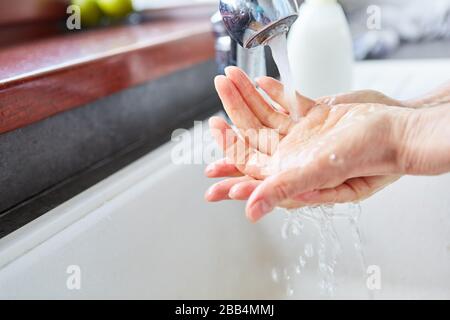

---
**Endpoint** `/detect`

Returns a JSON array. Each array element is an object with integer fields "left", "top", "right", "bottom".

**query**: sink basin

[{"left": 0, "top": 60, "right": 449, "bottom": 299}]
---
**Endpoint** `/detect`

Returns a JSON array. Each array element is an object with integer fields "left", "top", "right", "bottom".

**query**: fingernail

[
  {"left": 205, "top": 164, "right": 215, "bottom": 175},
  {"left": 224, "top": 66, "right": 233, "bottom": 76},
  {"left": 214, "top": 75, "right": 225, "bottom": 83},
  {"left": 248, "top": 200, "right": 273, "bottom": 222},
  {"left": 208, "top": 116, "right": 219, "bottom": 127},
  {"left": 205, "top": 187, "right": 216, "bottom": 201}
]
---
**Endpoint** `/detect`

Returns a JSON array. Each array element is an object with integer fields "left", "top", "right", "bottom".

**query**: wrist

[
  {"left": 363, "top": 106, "right": 414, "bottom": 176},
  {"left": 393, "top": 108, "right": 421, "bottom": 174},
  {"left": 402, "top": 81, "right": 450, "bottom": 109},
  {"left": 395, "top": 105, "right": 450, "bottom": 175}
]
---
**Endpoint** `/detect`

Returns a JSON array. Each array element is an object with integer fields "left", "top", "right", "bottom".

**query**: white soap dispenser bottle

[{"left": 287, "top": 0, "right": 354, "bottom": 99}]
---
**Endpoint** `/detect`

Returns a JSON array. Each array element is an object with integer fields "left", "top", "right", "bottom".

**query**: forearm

[
  {"left": 396, "top": 104, "right": 450, "bottom": 175},
  {"left": 404, "top": 81, "right": 450, "bottom": 109}
]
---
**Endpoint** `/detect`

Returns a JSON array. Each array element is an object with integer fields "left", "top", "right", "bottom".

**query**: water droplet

[
  {"left": 271, "top": 268, "right": 280, "bottom": 283},
  {"left": 329, "top": 153, "right": 344, "bottom": 166},
  {"left": 327, "top": 265, "right": 335, "bottom": 275},
  {"left": 304, "top": 243, "right": 314, "bottom": 258},
  {"left": 348, "top": 203, "right": 362, "bottom": 219},
  {"left": 320, "top": 204, "right": 335, "bottom": 216},
  {"left": 298, "top": 255, "right": 306, "bottom": 268},
  {"left": 318, "top": 249, "right": 326, "bottom": 260},
  {"left": 281, "top": 216, "right": 304, "bottom": 239},
  {"left": 329, "top": 153, "right": 337, "bottom": 162},
  {"left": 286, "top": 285, "right": 294, "bottom": 297},
  {"left": 295, "top": 265, "right": 302, "bottom": 274},
  {"left": 281, "top": 222, "right": 290, "bottom": 240},
  {"left": 319, "top": 280, "right": 335, "bottom": 297},
  {"left": 283, "top": 267, "right": 291, "bottom": 281},
  {"left": 291, "top": 224, "right": 300, "bottom": 236},
  {"left": 291, "top": 220, "right": 304, "bottom": 236}
]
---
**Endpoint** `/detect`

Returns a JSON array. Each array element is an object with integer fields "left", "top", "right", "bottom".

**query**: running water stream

[
  {"left": 266, "top": 34, "right": 370, "bottom": 298},
  {"left": 272, "top": 205, "right": 369, "bottom": 298},
  {"left": 268, "top": 34, "right": 300, "bottom": 121}
]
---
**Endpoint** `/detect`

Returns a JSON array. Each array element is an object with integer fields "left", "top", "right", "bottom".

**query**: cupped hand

[{"left": 205, "top": 67, "right": 410, "bottom": 222}]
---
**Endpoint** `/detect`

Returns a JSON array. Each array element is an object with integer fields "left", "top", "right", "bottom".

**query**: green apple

[
  {"left": 71, "top": 0, "right": 103, "bottom": 27},
  {"left": 96, "top": 0, "right": 134, "bottom": 19}
]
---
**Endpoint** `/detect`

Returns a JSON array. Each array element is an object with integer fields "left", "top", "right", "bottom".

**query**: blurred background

[
  {"left": 0, "top": 1, "right": 449, "bottom": 299},
  {"left": 0, "top": 0, "right": 449, "bottom": 59}
]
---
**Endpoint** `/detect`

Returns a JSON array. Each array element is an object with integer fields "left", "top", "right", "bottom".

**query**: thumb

[{"left": 245, "top": 164, "right": 328, "bottom": 222}]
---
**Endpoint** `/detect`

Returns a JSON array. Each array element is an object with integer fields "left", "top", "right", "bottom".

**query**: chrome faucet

[
  {"left": 212, "top": 0, "right": 298, "bottom": 79},
  {"left": 220, "top": 0, "right": 299, "bottom": 49}
]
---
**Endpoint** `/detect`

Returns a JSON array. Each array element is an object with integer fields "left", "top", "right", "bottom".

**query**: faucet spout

[{"left": 219, "top": 0, "right": 299, "bottom": 49}]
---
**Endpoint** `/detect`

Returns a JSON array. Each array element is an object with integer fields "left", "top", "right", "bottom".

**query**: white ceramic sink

[{"left": 0, "top": 60, "right": 449, "bottom": 299}]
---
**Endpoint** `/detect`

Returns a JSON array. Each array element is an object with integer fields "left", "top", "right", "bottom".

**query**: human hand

[
  {"left": 205, "top": 67, "right": 409, "bottom": 221},
  {"left": 205, "top": 70, "right": 406, "bottom": 182}
]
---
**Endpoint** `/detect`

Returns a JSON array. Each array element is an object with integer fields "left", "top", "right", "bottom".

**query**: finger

[
  {"left": 316, "top": 95, "right": 340, "bottom": 106},
  {"left": 209, "top": 116, "right": 235, "bottom": 151},
  {"left": 215, "top": 75, "right": 263, "bottom": 131},
  {"left": 205, "top": 159, "right": 242, "bottom": 178},
  {"left": 215, "top": 76, "right": 280, "bottom": 154},
  {"left": 209, "top": 116, "right": 269, "bottom": 179},
  {"left": 255, "top": 76, "right": 316, "bottom": 117},
  {"left": 229, "top": 180, "right": 262, "bottom": 200},
  {"left": 205, "top": 176, "right": 254, "bottom": 202},
  {"left": 245, "top": 163, "right": 339, "bottom": 222},
  {"left": 295, "top": 176, "right": 399, "bottom": 204},
  {"left": 225, "top": 67, "right": 292, "bottom": 134},
  {"left": 317, "top": 91, "right": 401, "bottom": 106},
  {"left": 317, "top": 92, "right": 366, "bottom": 106},
  {"left": 294, "top": 185, "right": 357, "bottom": 204}
]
